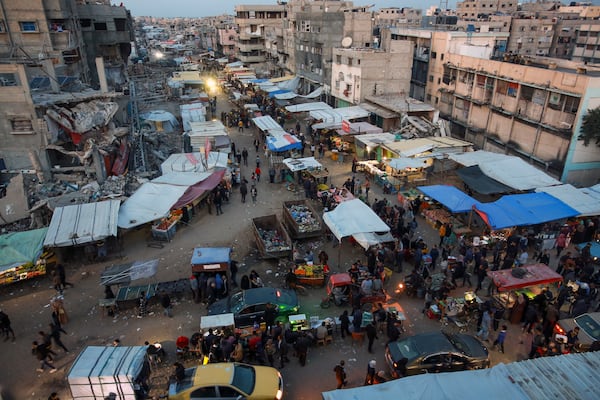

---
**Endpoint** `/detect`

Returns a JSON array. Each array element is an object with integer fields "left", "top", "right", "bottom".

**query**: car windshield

[
  {"left": 389, "top": 337, "right": 420, "bottom": 361},
  {"left": 231, "top": 364, "right": 256, "bottom": 395},
  {"left": 575, "top": 314, "right": 600, "bottom": 340},
  {"left": 230, "top": 292, "right": 244, "bottom": 314},
  {"left": 444, "top": 332, "right": 468, "bottom": 353}
]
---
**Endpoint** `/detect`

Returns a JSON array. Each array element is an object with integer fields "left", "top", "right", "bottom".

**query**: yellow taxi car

[{"left": 168, "top": 362, "right": 283, "bottom": 400}]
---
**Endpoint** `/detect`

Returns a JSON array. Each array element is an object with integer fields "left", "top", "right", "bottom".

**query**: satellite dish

[{"left": 341, "top": 37, "right": 352, "bottom": 48}]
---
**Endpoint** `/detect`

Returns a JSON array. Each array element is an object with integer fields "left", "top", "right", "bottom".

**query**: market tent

[
  {"left": 310, "top": 106, "right": 370, "bottom": 129},
  {"left": 267, "top": 131, "right": 302, "bottom": 152},
  {"left": 160, "top": 152, "right": 229, "bottom": 174},
  {"left": 44, "top": 200, "right": 120, "bottom": 247},
  {"left": 474, "top": 192, "right": 579, "bottom": 230},
  {"left": 478, "top": 157, "right": 561, "bottom": 191},
  {"left": 536, "top": 184, "right": 600, "bottom": 217},
  {"left": 283, "top": 157, "right": 322, "bottom": 172},
  {"left": 268, "top": 89, "right": 290, "bottom": 98},
  {"left": 386, "top": 157, "right": 431, "bottom": 170},
  {"left": 322, "top": 352, "right": 600, "bottom": 400},
  {"left": 456, "top": 165, "right": 514, "bottom": 195},
  {"left": 578, "top": 242, "right": 600, "bottom": 259},
  {"left": 252, "top": 115, "right": 286, "bottom": 134},
  {"left": 117, "top": 182, "right": 189, "bottom": 229},
  {"left": 352, "top": 231, "right": 395, "bottom": 250},
  {"left": 171, "top": 169, "right": 226, "bottom": 209},
  {"left": 0, "top": 228, "right": 48, "bottom": 272},
  {"left": 418, "top": 185, "right": 481, "bottom": 213},
  {"left": 448, "top": 150, "right": 511, "bottom": 167},
  {"left": 191, "top": 247, "right": 231, "bottom": 273},
  {"left": 68, "top": 346, "right": 148, "bottom": 400},
  {"left": 336, "top": 121, "right": 382, "bottom": 136},
  {"left": 180, "top": 102, "right": 206, "bottom": 132},
  {"left": 139, "top": 110, "right": 179, "bottom": 132},
  {"left": 323, "top": 199, "right": 390, "bottom": 241},
  {"left": 274, "top": 91, "right": 298, "bottom": 100},
  {"left": 152, "top": 172, "right": 211, "bottom": 186},
  {"left": 487, "top": 264, "right": 562, "bottom": 292},
  {"left": 285, "top": 102, "right": 332, "bottom": 113}
]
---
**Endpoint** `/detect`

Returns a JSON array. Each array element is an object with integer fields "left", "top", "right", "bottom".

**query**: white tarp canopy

[
  {"left": 449, "top": 150, "right": 512, "bottom": 167},
  {"left": 354, "top": 133, "right": 397, "bottom": 148},
  {"left": 180, "top": 102, "right": 206, "bottom": 132},
  {"left": 252, "top": 115, "right": 286, "bottom": 134},
  {"left": 200, "top": 313, "right": 235, "bottom": 330},
  {"left": 323, "top": 199, "right": 390, "bottom": 241},
  {"left": 478, "top": 157, "right": 561, "bottom": 191},
  {"left": 283, "top": 157, "right": 322, "bottom": 172},
  {"left": 161, "top": 152, "right": 229, "bottom": 174},
  {"left": 285, "top": 102, "right": 333, "bottom": 113},
  {"left": 152, "top": 172, "right": 212, "bottom": 186},
  {"left": 68, "top": 346, "right": 147, "bottom": 400},
  {"left": 353, "top": 231, "right": 395, "bottom": 250},
  {"left": 117, "top": 182, "right": 189, "bottom": 229},
  {"left": 188, "top": 120, "right": 228, "bottom": 136},
  {"left": 536, "top": 184, "right": 600, "bottom": 217},
  {"left": 311, "top": 106, "right": 370, "bottom": 129},
  {"left": 386, "top": 157, "right": 431, "bottom": 170},
  {"left": 44, "top": 200, "right": 120, "bottom": 247}
]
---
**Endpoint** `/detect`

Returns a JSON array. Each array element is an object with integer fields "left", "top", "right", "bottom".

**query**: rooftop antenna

[{"left": 439, "top": 0, "right": 448, "bottom": 11}]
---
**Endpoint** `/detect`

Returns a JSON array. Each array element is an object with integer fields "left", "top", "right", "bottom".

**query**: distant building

[{"left": 456, "top": 0, "right": 518, "bottom": 21}]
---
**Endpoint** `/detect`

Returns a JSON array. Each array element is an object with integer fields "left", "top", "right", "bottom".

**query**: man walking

[
  {"left": 242, "top": 147, "right": 249, "bottom": 166},
  {"left": 48, "top": 322, "right": 69, "bottom": 353},
  {"left": 0, "top": 309, "right": 16, "bottom": 342},
  {"left": 160, "top": 291, "right": 172, "bottom": 317},
  {"left": 366, "top": 321, "right": 378, "bottom": 353},
  {"left": 251, "top": 185, "right": 258, "bottom": 204},
  {"left": 334, "top": 360, "right": 347, "bottom": 389},
  {"left": 32, "top": 341, "right": 57, "bottom": 373},
  {"left": 240, "top": 179, "right": 248, "bottom": 203}
]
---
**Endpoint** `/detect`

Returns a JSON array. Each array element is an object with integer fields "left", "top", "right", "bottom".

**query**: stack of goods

[
  {"left": 288, "top": 204, "right": 321, "bottom": 233},
  {"left": 422, "top": 208, "right": 451, "bottom": 225},
  {"left": 259, "top": 228, "right": 291, "bottom": 252},
  {"left": 294, "top": 264, "right": 323, "bottom": 277}
]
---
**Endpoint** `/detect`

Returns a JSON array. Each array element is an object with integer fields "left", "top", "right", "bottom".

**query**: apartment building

[
  {"left": 456, "top": 0, "right": 517, "bottom": 21},
  {"left": 376, "top": 7, "right": 422, "bottom": 28},
  {"left": 572, "top": 24, "right": 600, "bottom": 64},
  {"left": 506, "top": 18, "right": 555, "bottom": 57}
]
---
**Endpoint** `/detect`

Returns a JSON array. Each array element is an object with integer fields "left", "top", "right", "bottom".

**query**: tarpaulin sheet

[
  {"left": 417, "top": 185, "right": 481, "bottom": 213},
  {"left": 323, "top": 199, "right": 390, "bottom": 241},
  {"left": 456, "top": 165, "right": 513, "bottom": 195},
  {"left": 474, "top": 192, "right": 580, "bottom": 230},
  {"left": 171, "top": 169, "right": 226, "bottom": 209},
  {"left": 252, "top": 115, "right": 286, "bottom": 133},
  {"left": 285, "top": 102, "right": 333, "bottom": 113},
  {"left": 191, "top": 247, "right": 231, "bottom": 265},
  {"left": 478, "top": 157, "right": 561, "bottom": 191},
  {"left": 267, "top": 131, "right": 302, "bottom": 152},
  {"left": 283, "top": 157, "right": 322, "bottom": 172},
  {"left": 0, "top": 228, "right": 48, "bottom": 272},
  {"left": 535, "top": 184, "right": 600, "bottom": 217},
  {"left": 487, "top": 264, "right": 562, "bottom": 292},
  {"left": 117, "top": 183, "right": 188, "bottom": 229}
]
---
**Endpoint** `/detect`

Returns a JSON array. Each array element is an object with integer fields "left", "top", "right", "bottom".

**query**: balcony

[
  {"left": 238, "top": 42, "right": 264, "bottom": 52},
  {"left": 238, "top": 54, "right": 265, "bottom": 63}
]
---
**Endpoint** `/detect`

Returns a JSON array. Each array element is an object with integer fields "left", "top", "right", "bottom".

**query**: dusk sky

[{"left": 118, "top": 0, "right": 457, "bottom": 18}]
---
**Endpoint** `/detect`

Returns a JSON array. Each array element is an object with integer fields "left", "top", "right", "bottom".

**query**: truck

[
  {"left": 282, "top": 200, "right": 323, "bottom": 239},
  {"left": 252, "top": 215, "right": 292, "bottom": 259}
]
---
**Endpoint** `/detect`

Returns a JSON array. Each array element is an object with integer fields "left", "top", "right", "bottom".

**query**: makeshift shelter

[
  {"left": 186, "top": 121, "right": 231, "bottom": 153},
  {"left": 252, "top": 115, "right": 286, "bottom": 134},
  {"left": 323, "top": 199, "right": 390, "bottom": 242},
  {"left": 171, "top": 169, "right": 225, "bottom": 209},
  {"left": 449, "top": 150, "right": 511, "bottom": 167},
  {"left": 267, "top": 131, "right": 302, "bottom": 152},
  {"left": 535, "top": 184, "right": 600, "bottom": 217},
  {"left": 487, "top": 264, "right": 562, "bottom": 292},
  {"left": 44, "top": 200, "right": 120, "bottom": 247},
  {"left": 322, "top": 352, "right": 600, "bottom": 400},
  {"left": 310, "top": 106, "right": 370, "bottom": 130},
  {"left": 285, "top": 102, "right": 333, "bottom": 113},
  {"left": 100, "top": 259, "right": 159, "bottom": 286},
  {"left": 456, "top": 165, "right": 513, "bottom": 195},
  {"left": 418, "top": 185, "right": 481, "bottom": 213},
  {"left": 352, "top": 231, "right": 395, "bottom": 250},
  {"left": 139, "top": 110, "right": 179, "bottom": 133},
  {"left": 191, "top": 247, "right": 231, "bottom": 274},
  {"left": 474, "top": 192, "right": 580, "bottom": 230},
  {"left": 0, "top": 228, "right": 48, "bottom": 285},
  {"left": 160, "top": 152, "right": 229, "bottom": 174},
  {"left": 283, "top": 157, "right": 322, "bottom": 172},
  {"left": 68, "top": 346, "right": 149, "bottom": 400},
  {"left": 180, "top": 102, "right": 206, "bottom": 132}
]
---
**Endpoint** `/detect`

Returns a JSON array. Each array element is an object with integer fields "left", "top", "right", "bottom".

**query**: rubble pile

[
  {"left": 257, "top": 228, "right": 292, "bottom": 253},
  {"left": 143, "top": 130, "right": 182, "bottom": 174},
  {"left": 286, "top": 204, "right": 321, "bottom": 233}
]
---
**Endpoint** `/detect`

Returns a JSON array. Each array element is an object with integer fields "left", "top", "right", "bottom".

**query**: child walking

[{"left": 493, "top": 325, "right": 507, "bottom": 353}]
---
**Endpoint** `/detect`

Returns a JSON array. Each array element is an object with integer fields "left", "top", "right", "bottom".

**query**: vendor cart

[
  {"left": 282, "top": 200, "right": 323, "bottom": 239},
  {"left": 191, "top": 247, "right": 231, "bottom": 278},
  {"left": 151, "top": 213, "right": 181, "bottom": 241},
  {"left": 294, "top": 264, "right": 326, "bottom": 287},
  {"left": 252, "top": 215, "right": 292, "bottom": 259},
  {"left": 200, "top": 313, "right": 235, "bottom": 335}
]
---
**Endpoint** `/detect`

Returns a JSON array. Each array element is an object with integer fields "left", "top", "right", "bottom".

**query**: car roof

[
  {"left": 404, "top": 331, "right": 456, "bottom": 355},
  {"left": 574, "top": 312, "right": 600, "bottom": 341},
  {"left": 192, "top": 363, "right": 234, "bottom": 386},
  {"left": 243, "top": 287, "right": 284, "bottom": 305}
]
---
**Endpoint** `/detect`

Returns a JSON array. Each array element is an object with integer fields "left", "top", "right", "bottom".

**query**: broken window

[
  {"left": 94, "top": 22, "right": 108, "bottom": 31},
  {"left": 10, "top": 118, "right": 34, "bottom": 134},
  {"left": 0, "top": 73, "right": 19, "bottom": 86},
  {"left": 80, "top": 19, "right": 92, "bottom": 28}
]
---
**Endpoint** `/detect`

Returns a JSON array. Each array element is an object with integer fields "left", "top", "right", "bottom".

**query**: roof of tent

[
  {"left": 152, "top": 172, "right": 211, "bottom": 186},
  {"left": 187, "top": 120, "right": 228, "bottom": 136},
  {"left": 474, "top": 192, "right": 580, "bottom": 230},
  {"left": 191, "top": 247, "right": 231, "bottom": 265},
  {"left": 310, "top": 106, "right": 370, "bottom": 129},
  {"left": 536, "top": 184, "right": 600, "bottom": 217},
  {"left": 353, "top": 132, "right": 397, "bottom": 147},
  {"left": 180, "top": 102, "right": 206, "bottom": 132},
  {"left": 0, "top": 228, "right": 48, "bottom": 271},
  {"left": 353, "top": 231, "right": 395, "bottom": 250},
  {"left": 171, "top": 169, "right": 225, "bottom": 209},
  {"left": 252, "top": 115, "right": 286, "bottom": 134},
  {"left": 386, "top": 158, "right": 431, "bottom": 170},
  {"left": 117, "top": 183, "right": 188, "bottom": 229},
  {"left": 456, "top": 165, "right": 514, "bottom": 195},
  {"left": 285, "top": 102, "right": 333, "bottom": 113},
  {"left": 418, "top": 185, "right": 481, "bottom": 213},
  {"left": 448, "top": 150, "right": 513, "bottom": 167},
  {"left": 336, "top": 121, "right": 382, "bottom": 136},
  {"left": 323, "top": 199, "right": 390, "bottom": 241},
  {"left": 44, "top": 200, "right": 120, "bottom": 247},
  {"left": 487, "top": 263, "right": 563, "bottom": 291},
  {"left": 160, "top": 152, "right": 229, "bottom": 174},
  {"left": 322, "top": 352, "right": 600, "bottom": 400},
  {"left": 283, "top": 157, "right": 322, "bottom": 172},
  {"left": 267, "top": 131, "right": 302, "bottom": 152}
]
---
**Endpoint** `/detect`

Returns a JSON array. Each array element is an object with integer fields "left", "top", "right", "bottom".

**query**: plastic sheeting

[
  {"left": 180, "top": 102, "right": 206, "bottom": 132},
  {"left": 160, "top": 152, "right": 229, "bottom": 174},
  {"left": 283, "top": 157, "right": 322, "bottom": 172},
  {"left": 44, "top": 201, "right": 120, "bottom": 247},
  {"left": 448, "top": 150, "right": 514, "bottom": 167},
  {"left": 171, "top": 169, "right": 225, "bottom": 209},
  {"left": 252, "top": 115, "right": 286, "bottom": 134},
  {"left": 191, "top": 247, "right": 231, "bottom": 265},
  {"left": 353, "top": 231, "right": 395, "bottom": 250},
  {"left": 456, "top": 165, "right": 513, "bottom": 195},
  {"left": 535, "top": 184, "right": 600, "bottom": 217},
  {"left": 474, "top": 192, "right": 580, "bottom": 230},
  {"left": 310, "top": 106, "right": 370, "bottom": 129},
  {"left": 285, "top": 102, "right": 333, "bottom": 113},
  {"left": 0, "top": 228, "right": 48, "bottom": 272},
  {"left": 267, "top": 131, "right": 302, "bottom": 152},
  {"left": 417, "top": 185, "right": 481, "bottom": 213},
  {"left": 323, "top": 199, "right": 390, "bottom": 241},
  {"left": 117, "top": 183, "right": 189, "bottom": 229},
  {"left": 386, "top": 158, "right": 430, "bottom": 170},
  {"left": 478, "top": 157, "right": 561, "bottom": 191}
]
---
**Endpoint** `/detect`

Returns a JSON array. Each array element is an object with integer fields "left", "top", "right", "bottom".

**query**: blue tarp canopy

[
  {"left": 418, "top": 185, "right": 481, "bottom": 213},
  {"left": 191, "top": 247, "right": 231, "bottom": 265},
  {"left": 474, "top": 192, "right": 580, "bottom": 230},
  {"left": 0, "top": 228, "right": 48, "bottom": 272},
  {"left": 266, "top": 131, "right": 302, "bottom": 152},
  {"left": 268, "top": 89, "right": 290, "bottom": 98}
]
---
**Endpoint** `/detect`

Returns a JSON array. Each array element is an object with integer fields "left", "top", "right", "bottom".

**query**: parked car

[
  {"left": 208, "top": 287, "right": 299, "bottom": 328},
  {"left": 168, "top": 362, "right": 283, "bottom": 400},
  {"left": 385, "top": 331, "right": 490, "bottom": 378},
  {"left": 554, "top": 312, "right": 600, "bottom": 352}
]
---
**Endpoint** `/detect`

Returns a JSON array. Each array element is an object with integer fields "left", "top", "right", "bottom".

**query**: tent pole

[
  {"left": 338, "top": 238, "right": 342, "bottom": 270},
  {"left": 468, "top": 209, "right": 473, "bottom": 229}
]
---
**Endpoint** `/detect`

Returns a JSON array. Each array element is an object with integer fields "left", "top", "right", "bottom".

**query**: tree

[{"left": 579, "top": 107, "right": 600, "bottom": 147}]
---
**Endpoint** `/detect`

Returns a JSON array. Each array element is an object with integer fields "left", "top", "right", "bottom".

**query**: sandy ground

[{"left": 0, "top": 78, "right": 576, "bottom": 400}]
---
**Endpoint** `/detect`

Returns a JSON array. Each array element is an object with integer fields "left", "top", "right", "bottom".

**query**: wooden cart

[
  {"left": 294, "top": 264, "right": 326, "bottom": 287},
  {"left": 282, "top": 200, "right": 323, "bottom": 239},
  {"left": 252, "top": 215, "right": 292, "bottom": 259}
]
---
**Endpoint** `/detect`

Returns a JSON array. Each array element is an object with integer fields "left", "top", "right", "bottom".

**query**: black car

[
  {"left": 208, "top": 287, "right": 299, "bottom": 328},
  {"left": 385, "top": 331, "right": 490, "bottom": 378}
]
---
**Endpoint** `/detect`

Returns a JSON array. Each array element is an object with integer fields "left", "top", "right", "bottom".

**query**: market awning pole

[
  {"left": 468, "top": 209, "right": 473, "bottom": 229},
  {"left": 338, "top": 238, "right": 342, "bottom": 270}
]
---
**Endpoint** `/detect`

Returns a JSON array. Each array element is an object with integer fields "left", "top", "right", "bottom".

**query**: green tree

[{"left": 579, "top": 107, "right": 600, "bottom": 146}]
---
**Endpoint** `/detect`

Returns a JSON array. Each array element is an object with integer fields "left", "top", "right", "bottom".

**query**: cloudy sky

[{"left": 119, "top": 0, "right": 456, "bottom": 18}]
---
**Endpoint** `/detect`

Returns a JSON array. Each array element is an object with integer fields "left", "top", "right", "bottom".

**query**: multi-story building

[
  {"left": 456, "top": 0, "right": 517, "bottom": 21},
  {"left": 506, "top": 18, "right": 555, "bottom": 57},
  {"left": 234, "top": 4, "right": 285, "bottom": 72},
  {"left": 376, "top": 7, "right": 422, "bottom": 28},
  {"left": 572, "top": 24, "right": 600, "bottom": 64},
  {"left": 217, "top": 27, "right": 238, "bottom": 58}
]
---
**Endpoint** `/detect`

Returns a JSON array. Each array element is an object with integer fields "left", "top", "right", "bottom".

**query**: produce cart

[
  {"left": 151, "top": 213, "right": 181, "bottom": 241},
  {"left": 294, "top": 264, "right": 326, "bottom": 287},
  {"left": 252, "top": 215, "right": 292, "bottom": 259},
  {"left": 282, "top": 200, "right": 323, "bottom": 239}
]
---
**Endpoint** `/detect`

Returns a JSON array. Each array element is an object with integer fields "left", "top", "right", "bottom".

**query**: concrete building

[
  {"left": 331, "top": 40, "right": 414, "bottom": 107},
  {"left": 506, "top": 17, "right": 555, "bottom": 57},
  {"left": 572, "top": 24, "right": 600, "bottom": 64},
  {"left": 217, "top": 27, "right": 238, "bottom": 58},
  {"left": 234, "top": 4, "right": 285, "bottom": 71},
  {"left": 375, "top": 7, "right": 422, "bottom": 28},
  {"left": 456, "top": 0, "right": 517, "bottom": 21}
]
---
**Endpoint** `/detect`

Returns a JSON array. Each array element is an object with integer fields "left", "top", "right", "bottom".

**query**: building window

[
  {"left": 94, "top": 22, "right": 107, "bottom": 31},
  {"left": 0, "top": 73, "right": 19, "bottom": 86},
  {"left": 429, "top": 75, "right": 434, "bottom": 82},
  {"left": 426, "top": 94, "right": 432, "bottom": 101},
  {"left": 441, "top": 53, "right": 444, "bottom": 60},
  {"left": 19, "top": 21, "right": 38, "bottom": 32},
  {"left": 0, "top": 20, "right": 6, "bottom": 32},
  {"left": 10, "top": 118, "right": 34, "bottom": 134},
  {"left": 431, "top": 51, "right": 437, "bottom": 59},
  {"left": 357, "top": 59, "right": 360, "bottom": 65},
  {"left": 336, "top": 55, "right": 341, "bottom": 64},
  {"left": 80, "top": 19, "right": 92, "bottom": 28},
  {"left": 348, "top": 58, "right": 353, "bottom": 66}
]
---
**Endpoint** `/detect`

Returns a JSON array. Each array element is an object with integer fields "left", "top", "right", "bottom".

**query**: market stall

[
  {"left": 417, "top": 185, "right": 482, "bottom": 235},
  {"left": 191, "top": 247, "right": 231, "bottom": 276},
  {"left": 0, "top": 228, "right": 52, "bottom": 286},
  {"left": 293, "top": 264, "right": 326, "bottom": 287}
]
